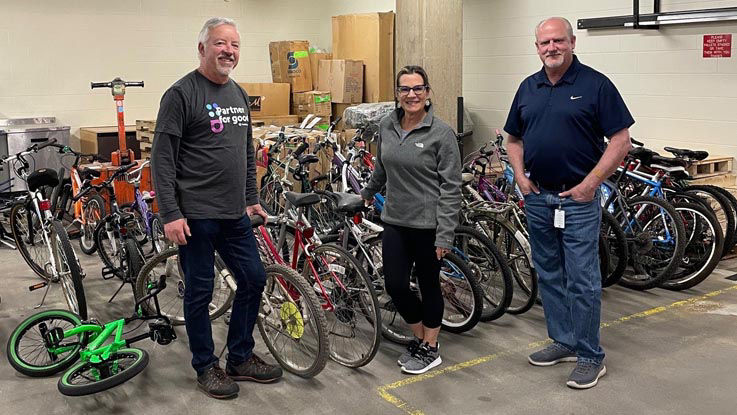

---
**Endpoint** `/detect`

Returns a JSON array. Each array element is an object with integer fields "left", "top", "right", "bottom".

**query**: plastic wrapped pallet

[{"left": 343, "top": 102, "right": 395, "bottom": 132}]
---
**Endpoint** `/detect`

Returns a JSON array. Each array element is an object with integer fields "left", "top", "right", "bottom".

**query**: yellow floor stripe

[{"left": 376, "top": 284, "right": 737, "bottom": 415}]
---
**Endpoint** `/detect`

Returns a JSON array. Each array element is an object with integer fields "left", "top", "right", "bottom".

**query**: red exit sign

[{"left": 703, "top": 34, "right": 732, "bottom": 58}]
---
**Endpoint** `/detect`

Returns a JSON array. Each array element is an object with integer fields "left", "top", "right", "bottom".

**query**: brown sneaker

[
  {"left": 197, "top": 364, "right": 239, "bottom": 399},
  {"left": 226, "top": 354, "right": 283, "bottom": 383}
]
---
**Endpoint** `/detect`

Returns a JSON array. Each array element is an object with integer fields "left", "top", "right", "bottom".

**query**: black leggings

[{"left": 381, "top": 223, "right": 443, "bottom": 329}]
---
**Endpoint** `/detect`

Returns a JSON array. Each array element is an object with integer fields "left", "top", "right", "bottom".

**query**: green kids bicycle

[{"left": 6, "top": 275, "right": 176, "bottom": 396}]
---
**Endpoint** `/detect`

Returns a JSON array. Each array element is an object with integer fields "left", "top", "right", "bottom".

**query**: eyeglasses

[{"left": 396, "top": 85, "right": 428, "bottom": 96}]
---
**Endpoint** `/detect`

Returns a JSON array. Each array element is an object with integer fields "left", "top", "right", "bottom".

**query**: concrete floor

[{"left": 1, "top": 241, "right": 736, "bottom": 415}]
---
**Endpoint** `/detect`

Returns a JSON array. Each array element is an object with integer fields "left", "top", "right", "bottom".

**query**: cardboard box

[
  {"left": 292, "top": 91, "right": 332, "bottom": 117},
  {"left": 269, "top": 41, "right": 313, "bottom": 93},
  {"left": 252, "top": 115, "right": 300, "bottom": 127},
  {"left": 238, "top": 83, "right": 290, "bottom": 117},
  {"left": 332, "top": 12, "right": 395, "bottom": 102},
  {"left": 309, "top": 52, "right": 332, "bottom": 90},
  {"left": 318, "top": 59, "right": 364, "bottom": 103},
  {"left": 332, "top": 103, "right": 357, "bottom": 130}
]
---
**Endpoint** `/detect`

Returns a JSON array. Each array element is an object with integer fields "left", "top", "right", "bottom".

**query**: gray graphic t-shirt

[{"left": 152, "top": 70, "right": 257, "bottom": 222}]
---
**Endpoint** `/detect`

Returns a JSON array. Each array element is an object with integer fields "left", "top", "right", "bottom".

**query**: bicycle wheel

[
  {"left": 120, "top": 203, "right": 148, "bottom": 245},
  {"left": 709, "top": 185, "right": 737, "bottom": 254},
  {"left": 79, "top": 194, "right": 104, "bottom": 255},
  {"left": 453, "top": 226, "right": 513, "bottom": 322},
  {"left": 309, "top": 190, "right": 342, "bottom": 237},
  {"left": 94, "top": 217, "right": 124, "bottom": 278},
  {"left": 438, "top": 252, "right": 483, "bottom": 333},
  {"left": 10, "top": 202, "right": 53, "bottom": 280},
  {"left": 617, "top": 196, "right": 687, "bottom": 291},
  {"left": 601, "top": 210, "right": 628, "bottom": 288},
  {"left": 51, "top": 220, "right": 87, "bottom": 320},
  {"left": 469, "top": 213, "right": 538, "bottom": 314},
  {"left": 135, "top": 248, "right": 235, "bottom": 325},
  {"left": 659, "top": 202, "right": 724, "bottom": 291},
  {"left": 257, "top": 263, "right": 329, "bottom": 378},
  {"left": 6, "top": 309, "right": 83, "bottom": 377},
  {"left": 124, "top": 238, "right": 144, "bottom": 286},
  {"left": 259, "top": 178, "right": 284, "bottom": 215},
  {"left": 683, "top": 185, "right": 735, "bottom": 257},
  {"left": 58, "top": 348, "right": 149, "bottom": 396},
  {"left": 150, "top": 214, "right": 166, "bottom": 254},
  {"left": 353, "top": 234, "right": 415, "bottom": 345},
  {"left": 303, "top": 243, "right": 381, "bottom": 368}
]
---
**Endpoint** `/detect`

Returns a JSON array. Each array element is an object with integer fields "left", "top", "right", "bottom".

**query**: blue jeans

[
  {"left": 178, "top": 215, "right": 266, "bottom": 375},
  {"left": 524, "top": 190, "right": 604, "bottom": 364}
]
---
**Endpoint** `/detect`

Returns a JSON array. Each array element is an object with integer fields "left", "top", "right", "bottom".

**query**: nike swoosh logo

[{"left": 570, "top": 96, "right": 582, "bottom": 100}]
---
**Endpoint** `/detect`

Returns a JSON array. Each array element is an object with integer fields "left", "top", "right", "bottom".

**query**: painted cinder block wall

[{"left": 462, "top": 0, "right": 737, "bottom": 169}]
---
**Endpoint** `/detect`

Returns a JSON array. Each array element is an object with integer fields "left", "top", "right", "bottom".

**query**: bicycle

[
  {"left": 4, "top": 139, "right": 87, "bottom": 319},
  {"left": 260, "top": 190, "right": 382, "bottom": 368},
  {"left": 78, "top": 162, "right": 146, "bottom": 301},
  {"left": 6, "top": 275, "right": 177, "bottom": 396},
  {"left": 136, "top": 215, "right": 330, "bottom": 378},
  {"left": 115, "top": 160, "right": 165, "bottom": 255}
]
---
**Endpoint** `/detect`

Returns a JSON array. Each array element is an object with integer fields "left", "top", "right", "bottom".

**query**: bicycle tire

[
  {"left": 304, "top": 243, "right": 381, "bottom": 368},
  {"left": 467, "top": 212, "right": 538, "bottom": 315},
  {"left": 259, "top": 179, "right": 284, "bottom": 215},
  {"left": 617, "top": 196, "right": 687, "bottom": 291},
  {"left": 6, "top": 309, "right": 83, "bottom": 377},
  {"left": 352, "top": 234, "right": 415, "bottom": 345},
  {"left": 10, "top": 201, "right": 53, "bottom": 281},
  {"left": 601, "top": 210, "right": 628, "bottom": 288},
  {"left": 51, "top": 220, "right": 87, "bottom": 319},
  {"left": 94, "top": 216, "right": 124, "bottom": 278},
  {"left": 708, "top": 185, "right": 737, "bottom": 254},
  {"left": 135, "top": 248, "right": 235, "bottom": 325},
  {"left": 58, "top": 348, "right": 149, "bottom": 396},
  {"left": 310, "top": 190, "right": 342, "bottom": 237},
  {"left": 79, "top": 194, "right": 105, "bottom": 255},
  {"left": 120, "top": 203, "right": 148, "bottom": 245},
  {"left": 438, "top": 252, "right": 483, "bottom": 333},
  {"left": 659, "top": 202, "right": 724, "bottom": 291},
  {"left": 150, "top": 214, "right": 166, "bottom": 254},
  {"left": 682, "top": 185, "right": 736, "bottom": 257},
  {"left": 454, "top": 226, "right": 513, "bottom": 322},
  {"left": 257, "top": 263, "right": 329, "bottom": 378},
  {"left": 124, "top": 238, "right": 144, "bottom": 288}
]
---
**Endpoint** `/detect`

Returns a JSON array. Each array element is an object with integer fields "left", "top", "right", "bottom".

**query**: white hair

[
  {"left": 197, "top": 17, "right": 238, "bottom": 47},
  {"left": 535, "top": 17, "right": 574, "bottom": 40}
]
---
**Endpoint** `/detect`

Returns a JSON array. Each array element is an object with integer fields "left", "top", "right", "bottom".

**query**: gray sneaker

[
  {"left": 397, "top": 338, "right": 422, "bottom": 367},
  {"left": 401, "top": 342, "right": 441, "bottom": 375},
  {"left": 566, "top": 361, "right": 607, "bottom": 389},
  {"left": 528, "top": 343, "right": 577, "bottom": 366}
]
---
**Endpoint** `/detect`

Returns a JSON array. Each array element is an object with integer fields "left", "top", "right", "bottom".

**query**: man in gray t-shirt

[{"left": 151, "top": 17, "right": 281, "bottom": 399}]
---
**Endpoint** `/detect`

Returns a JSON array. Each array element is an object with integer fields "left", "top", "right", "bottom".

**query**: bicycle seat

[
  {"left": 462, "top": 172, "right": 474, "bottom": 185},
  {"left": 663, "top": 146, "right": 709, "bottom": 161},
  {"left": 333, "top": 192, "right": 366, "bottom": 214},
  {"left": 628, "top": 147, "right": 658, "bottom": 165},
  {"left": 27, "top": 168, "right": 59, "bottom": 192},
  {"left": 298, "top": 154, "right": 320, "bottom": 165},
  {"left": 284, "top": 191, "right": 321, "bottom": 208}
]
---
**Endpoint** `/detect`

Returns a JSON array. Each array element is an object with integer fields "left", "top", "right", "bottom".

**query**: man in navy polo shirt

[{"left": 504, "top": 17, "right": 633, "bottom": 389}]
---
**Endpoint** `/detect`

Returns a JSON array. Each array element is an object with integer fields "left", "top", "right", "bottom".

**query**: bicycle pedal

[
  {"left": 28, "top": 281, "right": 48, "bottom": 291},
  {"left": 101, "top": 267, "right": 118, "bottom": 279}
]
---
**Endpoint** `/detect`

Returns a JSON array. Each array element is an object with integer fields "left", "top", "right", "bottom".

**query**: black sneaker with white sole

[
  {"left": 397, "top": 337, "right": 422, "bottom": 367},
  {"left": 401, "top": 342, "right": 441, "bottom": 375},
  {"left": 528, "top": 343, "right": 577, "bottom": 366},
  {"left": 197, "top": 364, "right": 239, "bottom": 399},
  {"left": 566, "top": 361, "right": 606, "bottom": 389}
]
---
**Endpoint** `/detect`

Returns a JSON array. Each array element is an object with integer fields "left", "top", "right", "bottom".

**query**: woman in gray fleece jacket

[{"left": 361, "top": 65, "right": 462, "bottom": 375}]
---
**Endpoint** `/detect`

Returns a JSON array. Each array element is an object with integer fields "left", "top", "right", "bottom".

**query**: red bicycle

[{"left": 256, "top": 191, "right": 381, "bottom": 368}]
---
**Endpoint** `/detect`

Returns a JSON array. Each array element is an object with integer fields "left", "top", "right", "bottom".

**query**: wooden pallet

[
  {"left": 690, "top": 173, "right": 737, "bottom": 188},
  {"left": 687, "top": 156, "right": 733, "bottom": 179}
]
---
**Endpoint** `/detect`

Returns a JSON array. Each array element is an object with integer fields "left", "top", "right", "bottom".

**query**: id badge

[{"left": 554, "top": 208, "right": 565, "bottom": 229}]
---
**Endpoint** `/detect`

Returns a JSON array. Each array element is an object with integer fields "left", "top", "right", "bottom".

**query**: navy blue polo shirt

[{"left": 504, "top": 55, "right": 634, "bottom": 187}]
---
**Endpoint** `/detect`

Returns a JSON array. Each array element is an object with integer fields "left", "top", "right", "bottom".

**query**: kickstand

[
  {"left": 0, "top": 227, "right": 16, "bottom": 249},
  {"left": 34, "top": 282, "right": 52, "bottom": 310},
  {"left": 108, "top": 280, "right": 127, "bottom": 303}
]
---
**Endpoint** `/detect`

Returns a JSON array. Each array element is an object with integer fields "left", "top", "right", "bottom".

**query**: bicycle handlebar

[
  {"left": 630, "top": 137, "right": 644, "bottom": 146},
  {"left": 73, "top": 162, "right": 137, "bottom": 201},
  {"left": 292, "top": 142, "right": 309, "bottom": 158},
  {"left": 91, "top": 80, "right": 144, "bottom": 89}
]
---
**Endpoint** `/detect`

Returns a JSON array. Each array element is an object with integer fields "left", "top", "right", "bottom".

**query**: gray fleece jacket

[{"left": 360, "top": 106, "right": 462, "bottom": 249}]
